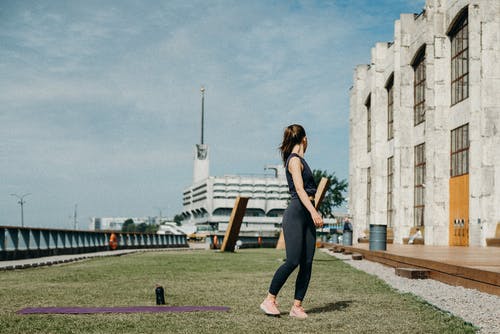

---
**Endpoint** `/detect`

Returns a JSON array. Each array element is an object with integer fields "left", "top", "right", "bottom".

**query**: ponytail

[{"left": 279, "top": 124, "right": 306, "bottom": 165}]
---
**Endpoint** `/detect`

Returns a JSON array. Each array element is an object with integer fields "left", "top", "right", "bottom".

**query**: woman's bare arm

[{"left": 288, "top": 157, "right": 324, "bottom": 227}]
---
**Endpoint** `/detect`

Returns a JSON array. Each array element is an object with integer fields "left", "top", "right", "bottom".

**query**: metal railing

[{"left": 0, "top": 226, "right": 188, "bottom": 261}]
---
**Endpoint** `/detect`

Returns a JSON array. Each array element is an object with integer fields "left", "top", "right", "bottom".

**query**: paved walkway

[
  {"left": 0, "top": 250, "right": 141, "bottom": 270},
  {"left": 0, "top": 246, "right": 199, "bottom": 271}
]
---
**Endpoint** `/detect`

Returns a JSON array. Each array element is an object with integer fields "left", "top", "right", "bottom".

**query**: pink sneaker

[
  {"left": 289, "top": 305, "right": 308, "bottom": 319},
  {"left": 260, "top": 298, "right": 280, "bottom": 316}
]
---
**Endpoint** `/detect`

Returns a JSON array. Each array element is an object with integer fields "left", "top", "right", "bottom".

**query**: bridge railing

[{"left": 0, "top": 226, "right": 188, "bottom": 261}]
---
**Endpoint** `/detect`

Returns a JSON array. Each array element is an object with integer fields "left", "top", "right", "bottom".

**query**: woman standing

[{"left": 260, "top": 124, "right": 323, "bottom": 319}]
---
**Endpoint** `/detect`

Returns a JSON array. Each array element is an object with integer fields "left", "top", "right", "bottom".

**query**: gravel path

[{"left": 323, "top": 249, "right": 500, "bottom": 334}]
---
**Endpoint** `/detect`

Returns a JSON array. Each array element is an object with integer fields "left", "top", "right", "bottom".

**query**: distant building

[
  {"left": 90, "top": 216, "right": 159, "bottom": 231},
  {"left": 349, "top": 0, "right": 500, "bottom": 246},
  {"left": 181, "top": 166, "right": 290, "bottom": 235},
  {"left": 157, "top": 222, "right": 190, "bottom": 236}
]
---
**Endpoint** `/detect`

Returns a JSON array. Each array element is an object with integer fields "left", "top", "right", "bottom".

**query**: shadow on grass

[{"left": 307, "top": 300, "right": 353, "bottom": 314}]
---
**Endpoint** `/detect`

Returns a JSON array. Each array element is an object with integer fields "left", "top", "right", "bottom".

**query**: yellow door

[{"left": 449, "top": 174, "right": 469, "bottom": 246}]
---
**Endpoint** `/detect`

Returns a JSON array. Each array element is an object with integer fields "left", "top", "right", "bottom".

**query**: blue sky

[{"left": 0, "top": 0, "right": 425, "bottom": 229}]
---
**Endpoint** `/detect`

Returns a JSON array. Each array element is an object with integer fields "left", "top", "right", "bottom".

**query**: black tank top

[{"left": 285, "top": 153, "right": 317, "bottom": 199}]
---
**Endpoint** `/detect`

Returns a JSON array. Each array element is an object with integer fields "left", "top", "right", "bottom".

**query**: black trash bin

[
  {"left": 369, "top": 224, "right": 387, "bottom": 251},
  {"left": 331, "top": 233, "right": 339, "bottom": 244},
  {"left": 343, "top": 231, "right": 353, "bottom": 246},
  {"left": 342, "top": 220, "right": 353, "bottom": 246}
]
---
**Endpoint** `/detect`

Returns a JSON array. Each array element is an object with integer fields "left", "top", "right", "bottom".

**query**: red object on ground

[{"left": 109, "top": 233, "right": 118, "bottom": 250}]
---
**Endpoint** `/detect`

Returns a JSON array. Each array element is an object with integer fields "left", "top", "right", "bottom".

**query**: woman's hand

[{"left": 310, "top": 210, "right": 324, "bottom": 228}]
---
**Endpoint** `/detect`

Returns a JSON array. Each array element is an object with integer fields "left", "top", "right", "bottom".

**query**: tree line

[{"left": 121, "top": 219, "right": 159, "bottom": 233}]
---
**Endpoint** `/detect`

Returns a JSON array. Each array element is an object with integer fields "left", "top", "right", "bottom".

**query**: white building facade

[
  {"left": 349, "top": 0, "right": 499, "bottom": 246},
  {"left": 182, "top": 167, "right": 290, "bottom": 235}
]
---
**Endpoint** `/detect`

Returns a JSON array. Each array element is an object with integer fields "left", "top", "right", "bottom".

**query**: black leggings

[{"left": 269, "top": 198, "right": 316, "bottom": 301}]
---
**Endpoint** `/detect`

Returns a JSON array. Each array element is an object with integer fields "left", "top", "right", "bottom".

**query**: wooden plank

[
  {"left": 429, "top": 271, "right": 500, "bottom": 296},
  {"left": 363, "top": 249, "right": 500, "bottom": 286},
  {"left": 220, "top": 197, "right": 249, "bottom": 252},
  {"left": 314, "top": 177, "right": 330, "bottom": 210},
  {"left": 486, "top": 238, "right": 500, "bottom": 247},
  {"left": 276, "top": 231, "right": 286, "bottom": 250},
  {"left": 331, "top": 243, "right": 500, "bottom": 295},
  {"left": 486, "top": 223, "right": 500, "bottom": 247},
  {"left": 276, "top": 177, "right": 330, "bottom": 250}
]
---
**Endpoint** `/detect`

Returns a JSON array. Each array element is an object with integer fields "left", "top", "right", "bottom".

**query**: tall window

[
  {"left": 366, "top": 167, "right": 371, "bottom": 227},
  {"left": 413, "top": 47, "right": 426, "bottom": 125},
  {"left": 451, "top": 124, "right": 469, "bottom": 177},
  {"left": 449, "top": 8, "right": 469, "bottom": 105},
  {"left": 366, "top": 95, "right": 371, "bottom": 152},
  {"left": 414, "top": 144, "right": 425, "bottom": 227},
  {"left": 387, "top": 157, "right": 394, "bottom": 227},
  {"left": 386, "top": 75, "right": 394, "bottom": 140}
]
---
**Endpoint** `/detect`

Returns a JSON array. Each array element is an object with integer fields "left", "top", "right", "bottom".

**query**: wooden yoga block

[
  {"left": 276, "top": 177, "right": 330, "bottom": 250},
  {"left": 395, "top": 268, "right": 430, "bottom": 279},
  {"left": 333, "top": 247, "right": 344, "bottom": 253},
  {"left": 486, "top": 223, "right": 500, "bottom": 247},
  {"left": 220, "top": 197, "right": 249, "bottom": 252},
  {"left": 352, "top": 253, "right": 363, "bottom": 260}
]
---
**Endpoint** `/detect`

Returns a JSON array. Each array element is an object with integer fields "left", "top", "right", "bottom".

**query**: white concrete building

[
  {"left": 183, "top": 88, "right": 339, "bottom": 237},
  {"left": 157, "top": 222, "right": 190, "bottom": 236},
  {"left": 349, "top": 0, "right": 499, "bottom": 246},
  {"left": 182, "top": 164, "right": 290, "bottom": 235},
  {"left": 182, "top": 87, "right": 290, "bottom": 236}
]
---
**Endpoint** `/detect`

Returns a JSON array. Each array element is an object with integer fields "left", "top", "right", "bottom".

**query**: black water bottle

[{"left": 155, "top": 285, "right": 165, "bottom": 305}]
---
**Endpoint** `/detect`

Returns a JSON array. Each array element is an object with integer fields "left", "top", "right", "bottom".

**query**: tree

[
  {"left": 145, "top": 224, "right": 159, "bottom": 233},
  {"left": 136, "top": 222, "right": 148, "bottom": 233},
  {"left": 173, "top": 214, "right": 184, "bottom": 226},
  {"left": 122, "top": 218, "right": 136, "bottom": 232},
  {"left": 312, "top": 169, "right": 348, "bottom": 218}
]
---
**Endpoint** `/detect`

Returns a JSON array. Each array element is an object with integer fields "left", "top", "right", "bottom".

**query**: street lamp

[
  {"left": 154, "top": 206, "right": 169, "bottom": 224},
  {"left": 10, "top": 193, "right": 31, "bottom": 227}
]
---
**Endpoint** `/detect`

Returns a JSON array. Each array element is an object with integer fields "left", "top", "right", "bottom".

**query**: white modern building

[
  {"left": 349, "top": 0, "right": 499, "bottom": 246},
  {"left": 157, "top": 222, "right": 191, "bottom": 236},
  {"left": 181, "top": 88, "right": 294, "bottom": 236},
  {"left": 182, "top": 168, "right": 290, "bottom": 235},
  {"left": 183, "top": 88, "right": 341, "bottom": 237}
]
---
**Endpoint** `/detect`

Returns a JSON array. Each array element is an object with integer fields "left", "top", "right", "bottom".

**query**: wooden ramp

[
  {"left": 326, "top": 243, "right": 500, "bottom": 296},
  {"left": 220, "top": 197, "right": 249, "bottom": 252}
]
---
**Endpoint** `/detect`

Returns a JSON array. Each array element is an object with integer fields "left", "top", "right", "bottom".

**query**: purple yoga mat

[{"left": 17, "top": 306, "right": 230, "bottom": 315}]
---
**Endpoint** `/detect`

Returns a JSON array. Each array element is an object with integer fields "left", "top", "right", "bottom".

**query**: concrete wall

[{"left": 349, "top": 0, "right": 500, "bottom": 246}]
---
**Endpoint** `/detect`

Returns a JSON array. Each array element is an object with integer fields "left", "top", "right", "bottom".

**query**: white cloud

[{"left": 0, "top": 0, "right": 427, "bottom": 228}]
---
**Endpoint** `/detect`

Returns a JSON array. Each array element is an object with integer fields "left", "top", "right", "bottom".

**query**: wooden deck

[{"left": 325, "top": 243, "right": 500, "bottom": 296}]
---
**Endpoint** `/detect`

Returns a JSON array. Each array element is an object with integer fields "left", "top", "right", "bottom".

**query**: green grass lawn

[{"left": 0, "top": 249, "right": 476, "bottom": 334}]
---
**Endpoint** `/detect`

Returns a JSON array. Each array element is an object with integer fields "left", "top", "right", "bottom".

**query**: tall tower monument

[{"left": 193, "top": 87, "right": 209, "bottom": 183}]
